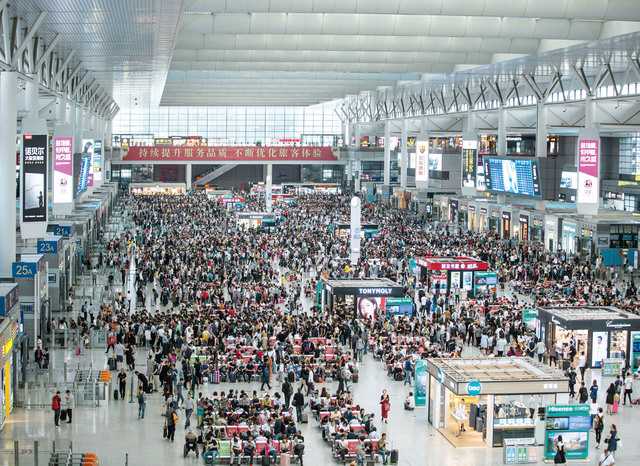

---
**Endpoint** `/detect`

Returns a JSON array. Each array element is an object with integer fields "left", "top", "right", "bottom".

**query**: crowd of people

[{"left": 53, "top": 190, "right": 640, "bottom": 463}]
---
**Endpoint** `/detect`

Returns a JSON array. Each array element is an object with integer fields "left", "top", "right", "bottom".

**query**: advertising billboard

[
  {"left": 462, "top": 139, "right": 477, "bottom": 188},
  {"left": 545, "top": 405, "right": 590, "bottom": 460},
  {"left": 82, "top": 139, "right": 94, "bottom": 188},
  {"left": 577, "top": 140, "right": 599, "bottom": 204},
  {"left": 77, "top": 155, "right": 91, "bottom": 195},
  {"left": 53, "top": 137, "right": 73, "bottom": 204},
  {"left": 93, "top": 139, "right": 102, "bottom": 182},
  {"left": 21, "top": 134, "right": 48, "bottom": 223},
  {"left": 416, "top": 140, "right": 429, "bottom": 182},
  {"left": 484, "top": 158, "right": 542, "bottom": 197}
]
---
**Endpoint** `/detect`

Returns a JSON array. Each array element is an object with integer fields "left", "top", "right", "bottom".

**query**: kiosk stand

[
  {"left": 415, "top": 256, "right": 489, "bottom": 299},
  {"left": 320, "top": 278, "right": 404, "bottom": 318}
]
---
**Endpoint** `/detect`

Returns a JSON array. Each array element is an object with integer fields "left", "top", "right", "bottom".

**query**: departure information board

[{"left": 484, "top": 158, "right": 541, "bottom": 197}]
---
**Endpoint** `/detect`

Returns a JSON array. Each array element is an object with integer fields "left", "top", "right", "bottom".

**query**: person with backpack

[
  {"left": 593, "top": 407, "right": 605, "bottom": 449},
  {"left": 566, "top": 367, "right": 577, "bottom": 397},
  {"left": 576, "top": 382, "right": 589, "bottom": 404},
  {"left": 165, "top": 401, "right": 178, "bottom": 442},
  {"left": 283, "top": 379, "right": 293, "bottom": 409},
  {"left": 260, "top": 361, "right": 272, "bottom": 390},
  {"left": 138, "top": 389, "right": 147, "bottom": 420},
  {"left": 51, "top": 391, "right": 62, "bottom": 427}
]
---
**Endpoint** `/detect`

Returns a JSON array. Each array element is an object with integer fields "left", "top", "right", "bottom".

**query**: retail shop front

[
  {"left": 530, "top": 214, "right": 544, "bottom": 244},
  {"left": 0, "top": 283, "right": 19, "bottom": 431},
  {"left": 129, "top": 182, "right": 186, "bottom": 195},
  {"left": 416, "top": 257, "right": 489, "bottom": 299},
  {"left": 536, "top": 306, "right": 640, "bottom": 371},
  {"left": 425, "top": 358, "right": 568, "bottom": 448},
  {"left": 236, "top": 212, "right": 276, "bottom": 231},
  {"left": 320, "top": 278, "right": 405, "bottom": 319}
]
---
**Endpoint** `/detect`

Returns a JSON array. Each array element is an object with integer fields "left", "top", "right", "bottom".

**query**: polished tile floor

[{"left": 1, "top": 343, "right": 638, "bottom": 465}]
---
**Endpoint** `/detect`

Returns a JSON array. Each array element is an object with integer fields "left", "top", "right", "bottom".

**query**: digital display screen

[
  {"left": 546, "top": 417, "right": 569, "bottom": 431},
  {"left": 428, "top": 153, "right": 442, "bottom": 171},
  {"left": 77, "top": 155, "right": 91, "bottom": 194},
  {"left": 591, "top": 332, "right": 608, "bottom": 367},
  {"left": 22, "top": 134, "right": 48, "bottom": 223},
  {"left": 484, "top": 158, "right": 541, "bottom": 197},
  {"left": 560, "top": 171, "right": 577, "bottom": 189},
  {"left": 356, "top": 297, "right": 382, "bottom": 319},
  {"left": 546, "top": 432, "right": 588, "bottom": 458}
]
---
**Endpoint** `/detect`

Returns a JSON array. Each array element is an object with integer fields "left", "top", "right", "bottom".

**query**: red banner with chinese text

[{"left": 122, "top": 146, "right": 339, "bottom": 162}]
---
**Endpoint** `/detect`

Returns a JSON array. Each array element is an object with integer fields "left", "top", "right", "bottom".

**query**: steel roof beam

[{"left": 10, "top": 11, "right": 45, "bottom": 66}]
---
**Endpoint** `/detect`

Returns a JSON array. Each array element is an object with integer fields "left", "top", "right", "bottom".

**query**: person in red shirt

[{"left": 51, "top": 391, "right": 62, "bottom": 426}]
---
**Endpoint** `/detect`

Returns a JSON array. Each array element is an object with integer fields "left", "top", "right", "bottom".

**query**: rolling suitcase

[
  {"left": 261, "top": 455, "right": 271, "bottom": 466},
  {"left": 280, "top": 453, "right": 290, "bottom": 466},
  {"left": 60, "top": 409, "right": 67, "bottom": 421},
  {"left": 390, "top": 449, "right": 398, "bottom": 464},
  {"left": 108, "top": 357, "right": 116, "bottom": 370},
  {"left": 229, "top": 371, "right": 237, "bottom": 383},
  {"left": 114, "top": 389, "right": 119, "bottom": 400},
  {"left": 300, "top": 413, "right": 308, "bottom": 423},
  {"left": 612, "top": 400, "right": 619, "bottom": 413},
  {"left": 351, "top": 374, "right": 359, "bottom": 383}
]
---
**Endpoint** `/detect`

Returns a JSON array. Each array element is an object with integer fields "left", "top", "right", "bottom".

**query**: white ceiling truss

[
  {"left": 338, "top": 32, "right": 640, "bottom": 126},
  {"left": 0, "top": 1, "right": 119, "bottom": 120}
]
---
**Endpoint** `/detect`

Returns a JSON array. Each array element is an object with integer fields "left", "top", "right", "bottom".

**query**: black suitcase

[
  {"left": 229, "top": 372, "right": 237, "bottom": 383},
  {"left": 261, "top": 455, "right": 271, "bottom": 466},
  {"left": 108, "top": 357, "right": 116, "bottom": 370},
  {"left": 300, "top": 413, "right": 308, "bottom": 423},
  {"left": 60, "top": 409, "right": 67, "bottom": 421},
  {"left": 351, "top": 374, "right": 359, "bottom": 383},
  {"left": 390, "top": 449, "right": 398, "bottom": 464},
  {"left": 114, "top": 389, "right": 119, "bottom": 400}
]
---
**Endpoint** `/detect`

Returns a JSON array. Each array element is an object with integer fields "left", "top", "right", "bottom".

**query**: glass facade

[
  {"left": 113, "top": 103, "right": 341, "bottom": 146},
  {"left": 619, "top": 136, "right": 640, "bottom": 181}
]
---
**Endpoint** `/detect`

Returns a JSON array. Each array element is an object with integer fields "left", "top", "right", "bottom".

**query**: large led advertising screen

[{"left": 483, "top": 158, "right": 541, "bottom": 197}]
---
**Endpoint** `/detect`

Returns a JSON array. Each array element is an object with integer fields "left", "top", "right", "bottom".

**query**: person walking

[
  {"left": 605, "top": 424, "right": 619, "bottom": 458},
  {"left": 554, "top": 434, "right": 566, "bottom": 464},
  {"left": 51, "top": 391, "right": 62, "bottom": 427},
  {"left": 117, "top": 368, "right": 127, "bottom": 400},
  {"left": 590, "top": 379, "right": 599, "bottom": 403},
  {"left": 403, "top": 358, "right": 412, "bottom": 386},
  {"left": 138, "top": 389, "right": 147, "bottom": 420},
  {"left": 605, "top": 383, "right": 616, "bottom": 414},
  {"left": 260, "top": 360, "right": 272, "bottom": 391},
  {"left": 184, "top": 392, "right": 195, "bottom": 428},
  {"left": 380, "top": 389, "right": 390, "bottom": 424},
  {"left": 623, "top": 372, "right": 634, "bottom": 405},
  {"left": 292, "top": 387, "right": 305, "bottom": 422},
  {"left": 165, "top": 402, "right": 178, "bottom": 442},
  {"left": 577, "top": 382, "right": 589, "bottom": 404},
  {"left": 598, "top": 449, "right": 615, "bottom": 466},
  {"left": 65, "top": 390, "right": 74, "bottom": 423},
  {"left": 578, "top": 352, "right": 587, "bottom": 382},
  {"left": 593, "top": 408, "right": 605, "bottom": 449}
]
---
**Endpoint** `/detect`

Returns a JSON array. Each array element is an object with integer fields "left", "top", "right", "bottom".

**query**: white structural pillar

[
  {"left": 383, "top": 120, "right": 391, "bottom": 185},
  {"left": 0, "top": 72, "right": 18, "bottom": 276},
  {"left": 265, "top": 164, "right": 273, "bottom": 213},
  {"left": 354, "top": 159, "right": 362, "bottom": 192},
  {"left": 75, "top": 105, "right": 84, "bottom": 154},
  {"left": 56, "top": 97, "right": 67, "bottom": 124},
  {"left": 25, "top": 74, "right": 39, "bottom": 118},
  {"left": 400, "top": 117, "right": 408, "bottom": 188},
  {"left": 106, "top": 120, "right": 113, "bottom": 146},
  {"left": 341, "top": 121, "right": 347, "bottom": 146},
  {"left": 185, "top": 164, "right": 192, "bottom": 191},
  {"left": 68, "top": 100, "right": 76, "bottom": 127},
  {"left": 354, "top": 122, "right": 361, "bottom": 148},
  {"left": 584, "top": 95, "right": 596, "bottom": 129},
  {"left": 349, "top": 196, "right": 361, "bottom": 265},
  {"left": 345, "top": 121, "right": 351, "bottom": 147},
  {"left": 497, "top": 106, "right": 507, "bottom": 157},
  {"left": 536, "top": 103, "right": 547, "bottom": 158}
]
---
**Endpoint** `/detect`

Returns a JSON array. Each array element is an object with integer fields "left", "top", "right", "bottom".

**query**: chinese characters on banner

[
  {"left": 578, "top": 140, "right": 599, "bottom": 204},
  {"left": 122, "top": 146, "right": 340, "bottom": 162},
  {"left": 22, "top": 134, "right": 48, "bottom": 223},
  {"left": 462, "top": 139, "right": 478, "bottom": 189},
  {"left": 415, "top": 141, "right": 429, "bottom": 182},
  {"left": 53, "top": 137, "right": 73, "bottom": 204}
]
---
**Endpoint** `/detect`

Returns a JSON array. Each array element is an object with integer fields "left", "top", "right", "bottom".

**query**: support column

[
  {"left": 341, "top": 121, "right": 347, "bottom": 146},
  {"left": 584, "top": 95, "right": 596, "bottom": 129},
  {"left": 497, "top": 106, "right": 507, "bottom": 157},
  {"left": 25, "top": 74, "right": 39, "bottom": 118},
  {"left": 68, "top": 101, "right": 76, "bottom": 128},
  {"left": 56, "top": 97, "right": 66, "bottom": 124},
  {"left": 383, "top": 120, "right": 391, "bottom": 185},
  {"left": 345, "top": 121, "right": 351, "bottom": 147},
  {"left": 266, "top": 164, "right": 273, "bottom": 213},
  {"left": 354, "top": 159, "right": 362, "bottom": 192},
  {"left": 536, "top": 103, "right": 547, "bottom": 158},
  {"left": 106, "top": 120, "right": 113, "bottom": 146},
  {"left": 74, "top": 106, "right": 84, "bottom": 154},
  {"left": 0, "top": 72, "right": 18, "bottom": 276},
  {"left": 185, "top": 164, "right": 192, "bottom": 191},
  {"left": 345, "top": 158, "right": 353, "bottom": 183},
  {"left": 354, "top": 122, "right": 361, "bottom": 148},
  {"left": 400, "top": 117, "right": 408, "bottom": 189}
]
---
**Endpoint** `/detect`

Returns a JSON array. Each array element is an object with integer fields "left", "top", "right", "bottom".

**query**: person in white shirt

[
  {"left": 598, "top": 449, "right": 615, "bottom": 466},
  {"left": 578, "top": 352, "right": 587, "bottom": 382},
  {"left": 529, "top": 395, "right": 539, "bottom": 419},
  {"left": 404, "top": 392, "right": 416, "bottom": 411},
  {"left": 623, "top": 372, "right": 634, "bottom": 405}
]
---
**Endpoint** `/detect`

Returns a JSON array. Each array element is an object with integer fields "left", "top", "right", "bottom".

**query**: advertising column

[
  {"left": 93, "top": 139, "right": 102, "bottom": 188},
  {"left": 53, "top": 126, "right": 74, "bottom": 215},
  {"left": 350, "top": 197, "right": 361, "bottom": 266},
  {"left": 577, "top": 129, "right": 600, "bottom": 216},
  {"left": 20, "top": 119, "right": 49, "bottom": 239},
  {"left": 415, "top": 133, "right": 429, "bottom": 189},
  {"left": 461, "top": 133, "right": 478, "bottom": 196}
]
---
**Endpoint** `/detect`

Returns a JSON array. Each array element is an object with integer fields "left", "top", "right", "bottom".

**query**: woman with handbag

[
  {"left": 554, "top": 435, "right": 566, "bottom": 465},
  {"left": 605, "top": 424, "right": 619, "bottom": 458},
  {"left": 380, "top": 389, "right": 390, "bottom": 424}
]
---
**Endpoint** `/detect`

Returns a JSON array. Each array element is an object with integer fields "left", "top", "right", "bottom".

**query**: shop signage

[
  {"left": 519, "top": 215, "right": 529, "bottom": 224},
  {"left": 551, "top": 316, "right": 563, "bottom": 326},
  {"left": 605, "top": 320, "right": 632, "bottom": 329},
  {"left": 522, "top": 309, "right": 538, "bottom": 323},
  {"left": 122, "top": 145, "right": 340, "bottom": 162},
  {"left": 467, "top": 380, "right": 482, "bottom": 395},
  {"left": 430, "top": 261, "right": 488, "bottom": 271},
  {"left": 598, "top": 237, "right": 609, "bottom": 245},
  {"left": 437, "top": 369, "right": 444, "bottom": 383},
  {"left": 469, "top": 205, "right": 476, "bottom": 212},
  {"left": 533, "top": 218, "right": 543, "bottom": 228},
  {"left": 562, "top": 223, "right": 577, "bottom": 234},
  {"left": 492, "top": 210, "right": 500, "bottom": 218},
  {"left": 358, "top": 288, "right": 393, "bottom": 296},
  {"left": 502, "top": 212, "right": 511, "bottom": 220},
  {"left": 480, "top": 207, "right": 487, "bottom": 214},
  {"left": 409, "top": 259, "right": 417, "bottom": 274},
  {"left": 0, "top": 285, "right": 19, "bottom": 317},
  {"left": 460, "top": 204, "right": 467, "bottom": 212},
  {"left": 581, "top": 228, "right": 593, "bottom": 239}
]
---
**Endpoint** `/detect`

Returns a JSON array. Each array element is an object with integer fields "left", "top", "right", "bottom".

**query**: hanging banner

[
  {"left": 53, "top": 136, "right": 73, "bottom": 205},
  {"left": 577, "top": 138, "right": 599, "bottom": 204},
  {"left": 121, "top": 145, "right": 340, "bottom": 163},
  {"left": 462, "top": 136, "right": 478, "bottom": 189},
  {"left": 415, "top": 139, "right": 429, "bottom": 184},
  {"left": 21, "top": 134, "right": 48, "bottom": 224},
  {"left": 350, "top": 197, "right": 361, "bottom": 265},
  {"left": 93, "top": 139, "right": 102, "bottom": 182}
]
